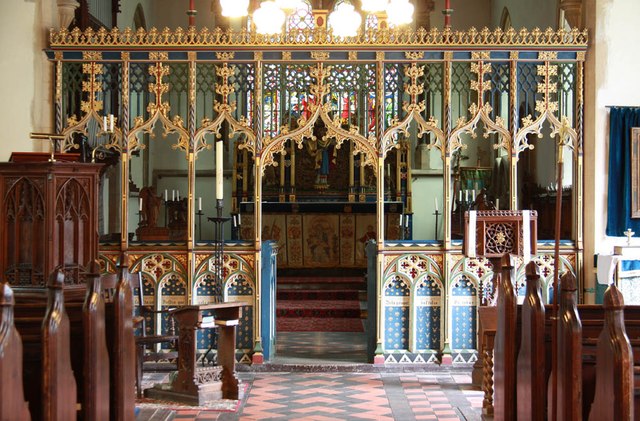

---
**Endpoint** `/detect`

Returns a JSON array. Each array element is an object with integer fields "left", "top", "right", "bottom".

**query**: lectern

[{"left": 0, "top": 153, "right": 101, "bottom": 285}]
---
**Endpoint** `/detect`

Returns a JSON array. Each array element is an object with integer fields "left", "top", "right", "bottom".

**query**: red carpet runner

[{"left": 276, "top": 276, "right": 365, "bottom": 332}]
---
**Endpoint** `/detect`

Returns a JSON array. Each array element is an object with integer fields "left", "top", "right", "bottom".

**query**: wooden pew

[
  {"left": 0, "top": 282, "right": 31, "bottom": 420},
  {"left": 493, "top": 255, "right": 517, "bottom": 420},
  {"left": 488, "top": 263, "right": 638, "bottom": 419},
  {"left": 103, "top": 259, "right": 136, "bottom": 421},
  {"left": 516, "top": 262, "right": 545, "bottom": 421},
  {"left": 82, "top": 261, "right": 111, "bottom": 420},
  {"left": 588, "top": 285, "right": 634, "bottom": 420},
  {"left": 13, "top": 271, "right": 77, "bottom": 421}
]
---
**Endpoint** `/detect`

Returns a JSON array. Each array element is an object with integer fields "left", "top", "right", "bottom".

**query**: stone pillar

[
  {"left": 57, "top": 0, "right": 79, "bottom": 29},
  {"left": 560, "top": 0, "right": 582, "bottom": 28}
]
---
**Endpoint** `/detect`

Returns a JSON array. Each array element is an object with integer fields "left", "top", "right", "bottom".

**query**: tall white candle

[
  {"left": 435, "top": 197, "right": 439, "bottom": 212},
  {"left": 237, "top": 213, "right": 241, "bottom": 225},
  {"left": 472, "top": 190, "right": 476, "bottom": 201},
  {"left": 109, "top": 114, "right": 114, "bottom": 132},
  {"left": 164, "top": 189, "right": 168, "bottom": 201},
  {"left": 459, "top": 190, "right": 462, "bottom": 202},
  {"left": 103, "top": 116, "right": 107, "bottom": 132},
  {"left": 216, "top": 141, "right": 223, "bottom": 200},
  {"left": 139, "top": 197, "right": 143, "bottom": 211},
  {"left": 198, "top": 197, "right": 202, "bottom": 211},
  {"left": 496, "top": 198, "right": 500, "bottom": 209},
  {"left": 465, "top": 190, "right": 468, "bottom": 202},
  {"left": 172, "top": 190, "right": 175, "bottom": 201},
  {"left": 177, "top": 190, "right": 180, "bottom": 201}
]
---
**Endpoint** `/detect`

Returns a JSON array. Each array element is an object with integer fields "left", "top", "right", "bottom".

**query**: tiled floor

[{"left": 137, "top": 333, "right": 483, "bottom": 421}]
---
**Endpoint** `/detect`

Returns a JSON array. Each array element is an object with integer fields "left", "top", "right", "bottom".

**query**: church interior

[{"left": 1, "top": 0, "right": 639, "bottom": 419}]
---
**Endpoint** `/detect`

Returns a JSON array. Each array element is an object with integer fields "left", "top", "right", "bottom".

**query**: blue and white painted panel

[{"left": 384, "top": 276, "right": 410, "bottom": 351}]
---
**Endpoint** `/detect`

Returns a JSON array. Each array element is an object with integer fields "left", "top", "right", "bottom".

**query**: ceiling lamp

[
  {"left": 328, "top": 1, "right": 362, "bottom": 37},
  {"left": 386, "top": 0, "right": 414, "bottom": 26},
  {"left": 361, "top": 0, "right": 388, "bottom": 13},
  {"left": 253, "top": 1, "right": 286, "bottom": 34},
  {"left": 220, "top": 0, "right": 249, "bottom": 17},
  {"left": 274, "top": 0, "right": 304, "bottom": 12}
]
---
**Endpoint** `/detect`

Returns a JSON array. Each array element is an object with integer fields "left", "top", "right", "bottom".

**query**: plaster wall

[
  {"left": 583, "top": 0, "right": 640, "bottom": 299},
  {"left": 119, "top": 0, "right": 153, "bottom": 29},
  {"left": 0, "top": 0, "right": 52, "bottom": 161},
  {"left": 489, "top": 0, "right": 557, "bottom": 29}
]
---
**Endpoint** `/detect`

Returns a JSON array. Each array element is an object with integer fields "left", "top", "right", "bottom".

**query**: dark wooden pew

[
  {"left": 588, "top": 285, "right": 634, "bottom": 420},
  {"left": 488, "top": 261, "right": 638, "bottom": 420},
  {"left": 103, "top": 259, "right": 136, "bottom": 421},
  {"left": 0, "top": 282, "right": 31, "bottom": 420},
  {"left": 13, "top": 271, "right": 77, "bottom": 421},
  {"left": 12, "top": 263, "right": 112, "bottom": 421}
]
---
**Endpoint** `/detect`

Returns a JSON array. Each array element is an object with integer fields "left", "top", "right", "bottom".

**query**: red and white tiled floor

[{"left": 138, "top": 332, "right": 483, "bottom": 420}]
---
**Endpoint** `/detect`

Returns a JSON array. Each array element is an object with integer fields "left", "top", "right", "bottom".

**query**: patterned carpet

[{"left": 276, "top": 276, "right": 366, "bottom": 333}]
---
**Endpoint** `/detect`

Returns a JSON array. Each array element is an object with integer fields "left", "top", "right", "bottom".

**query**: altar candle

[
  {"left": 400, "top": 214, "right": 403, "bottom": 227},
  {"left": 139, "top": 197, "right": 143, "bottom": 211},
  {"left": 496, "top": 198, "right": 500, "bottom": 209},
  {"left": 177, "top": 190, "right": 180, "bottom": 201},
  {"left": 103, "top": 116, "right": 107, "bottom": 132},
  {"left": 435, "top": 197, "right": 439, "bottom": 212},
  {"left": 472, "top": 190, "right": 476, "bottom": 201},
  {"left": 465, "top": 190, "right": 468, "bottom": 202},
  {"left": 164, "top": 189, "right": 168, "bottom": 201},
  {"left": 172, "top": 190, "right": 175, "bottom": 201},
  {"left": 233, "top": 215, "right": 237, "bottom": 227},
  {"left": 237, "top": 213, "right": 241, "bottom": 225},
  {"left": 459, "top": 190, "right": 462, "bottom": 202},
  {"left": 109, "top": 114, "right": 114, "bottom": 132},
  {"left": 198, "top": 197, "right": 202, "bottom": 211},
  {"left": 216, "top": 141, "right": 223, "bottom": 200}
]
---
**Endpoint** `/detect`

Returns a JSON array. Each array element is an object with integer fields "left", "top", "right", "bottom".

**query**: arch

[
  {"left": 383, "top": 274, "right": 411, "bottom": 351},
  {"left": 133, "top": 4, "right": 147, "bottom": 31}
]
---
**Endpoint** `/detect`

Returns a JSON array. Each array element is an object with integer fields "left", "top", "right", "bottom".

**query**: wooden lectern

[{"left": 145, "top": 302, "right": 246, "bottom": 405}]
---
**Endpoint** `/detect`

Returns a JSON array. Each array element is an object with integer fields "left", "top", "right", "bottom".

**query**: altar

[{"left": 239, "top": 202, "right": 404, "bottom": 268}]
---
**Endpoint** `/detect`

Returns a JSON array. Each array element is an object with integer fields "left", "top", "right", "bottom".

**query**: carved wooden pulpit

[
  {"left": 464, "top": 210, "right": 537, "bottom": 394},
  {"left": 0, "top": 153, "right": 101, "bottom": 285},
  {"left": 145, "top": 302, "right": 246, "bottom": 405}
]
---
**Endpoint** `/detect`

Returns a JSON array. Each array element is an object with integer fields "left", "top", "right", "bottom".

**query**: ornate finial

[
  {"left": 625, "top": 228, "right": 635, "bottom": 245},
  {"left": 214, "top": 63, "right": 236, "bottom": 113},
  {"left": 309, "top": 63, "right": 331, "bottom": 102},
  {"left": 470, "top": 57, "right": 492, "bottom": 107},
  {"left": 404, "top": 63, "right": 425, "bottom": 111},
  {"left": 80, "top": 52, "right": 104, "bottom": 114},
  {"left": 535, "top": 59, "right": 558, "bottom": 115},
  {"left": 0, "top": 282, "right": 14, "bottom": 306},
  {"left": 148, "top": 57, "right": 171, "bottom": 116}
]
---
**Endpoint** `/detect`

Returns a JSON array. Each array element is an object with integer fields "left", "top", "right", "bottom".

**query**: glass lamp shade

[
  {"left": 328, "top": 1, "right": 362, "bottom": 37},
  {"left": 361, "top": 0, "right": 388, "bottom": 13},
  {"left": 275, "top": 0, "right": 304, "bottom": 12},
  {"left": 220, "top": 0, "right": 249, "bottom": 17},
  {"left": 386, "top": 0, "right": 414, "bottom": 26},
  {"left": 253, "top": 1, "right": 286, "bottom": 34}
]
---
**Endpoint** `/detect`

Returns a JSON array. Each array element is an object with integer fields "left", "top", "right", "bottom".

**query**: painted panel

[
  {"left": 303, "top": 214, "right": 339, "bottom": 267},
  {"left": 384, "top": 276, "right": 410, "bottom": 351},
  {"left": 451, "top": 275, "right": 477, "bottom": 350},
  {"left": 286, "top": 214, "right": 303, "bottom": 267},
  {"left": 415, "top": 275, "right": 441, "bottom": 350}
]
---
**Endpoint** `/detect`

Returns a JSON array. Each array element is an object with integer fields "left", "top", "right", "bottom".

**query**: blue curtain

[{"left": 606, "top": 107, "right": 640, "bottom": 236}]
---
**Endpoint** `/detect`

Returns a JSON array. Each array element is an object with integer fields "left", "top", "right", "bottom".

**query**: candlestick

[
  {"left": 177, "top": 190, "right": 180, "bottom": 201},
  {"left": 139, "top": 197, "right": 143, "bottom": 212},
  {"left": 459, "top": 190, "right": 462, "bottom": 202},
  {"left": 237, "top": 213, "right": 241, "bottom": 225},
  {"left": 216, "top": 140, "right": 223, "bottom": 200},
  {"left": 472, "top": 190, "right": 476, "bottom": 201},
  {"left": 198, "top": 197, "right": 202, "bottom": 211}
]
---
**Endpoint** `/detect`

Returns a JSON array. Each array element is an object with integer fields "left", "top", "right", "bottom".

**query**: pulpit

[
  {"left": 0, "top": 153, "right": 101, "bottom": 285},
  {"left": 145, "top": 302, "right": 246, "bottom": 405},
  {"left": 465, "top": 210, "right": 537, "bottom": 391}
]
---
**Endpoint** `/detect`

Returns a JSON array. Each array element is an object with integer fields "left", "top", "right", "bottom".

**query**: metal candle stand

[
  {"left": 208, "top": 199, "right": 230, "bottom": 302},
  {"left": 433, "top": 210, "right": 441, "bottom": 241},
  {"left": 196, "top": 210, "right": 204, "bottom": 241}
]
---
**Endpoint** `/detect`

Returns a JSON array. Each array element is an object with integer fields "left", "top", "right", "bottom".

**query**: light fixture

[
  {"left": 361, "top": 0, "right": 388, "bottom": 13},
  {"left": 328, "top": 0, "right": 362, "bottom": 37},
  {"left": 253, "top": 1, "right": 286, "bottom": 34},
  {"left": 386, "top": 0, "right": 414, "bottom": 26},
  {"left": 220, "top": 0, "right": 249, "bottom": 17}
]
